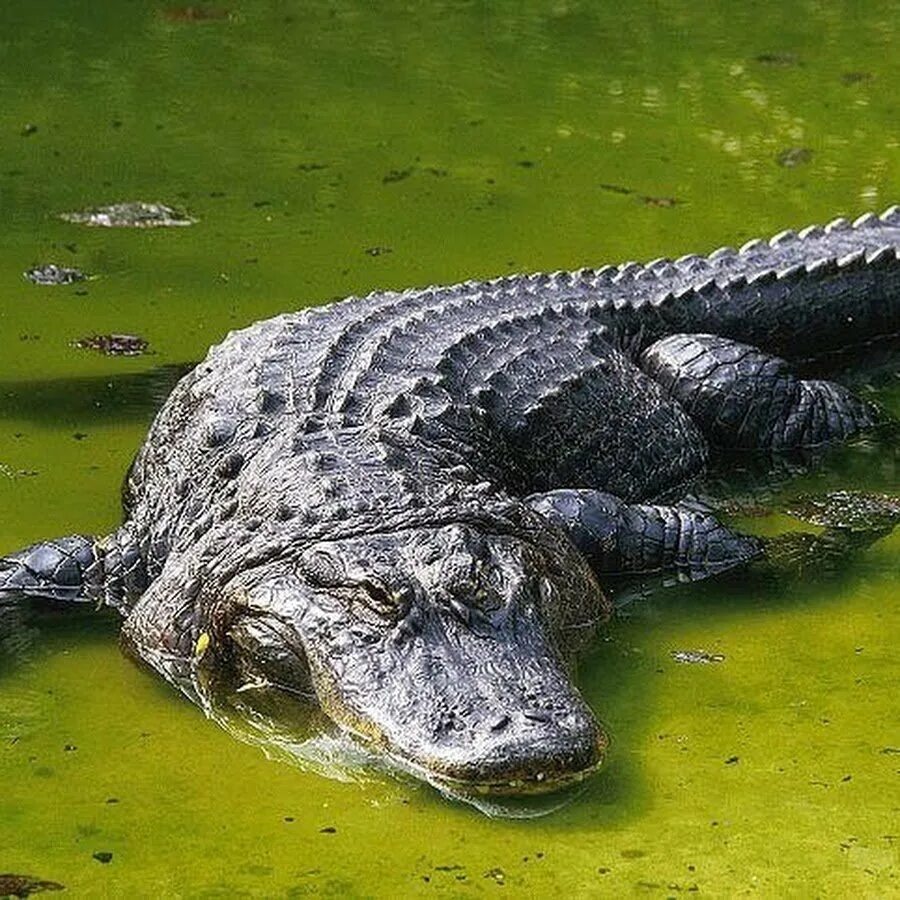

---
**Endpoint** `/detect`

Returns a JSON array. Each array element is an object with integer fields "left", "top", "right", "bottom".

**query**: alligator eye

[
  {"left": 357, "top": 579, "right": 398, "bottom": 617},
  {"left": 297, "top": 549, "right": 344, "bottom": 587},
  {"left": 354, "top": 579, "right": 414, "bottom": 624}
]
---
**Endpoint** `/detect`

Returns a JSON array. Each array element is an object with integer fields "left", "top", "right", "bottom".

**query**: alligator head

[{"left": 215, "top": 517, "right": 611, "bottom": 799}]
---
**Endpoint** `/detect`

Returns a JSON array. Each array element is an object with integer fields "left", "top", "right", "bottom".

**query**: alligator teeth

[
  {"left": 852, "top": 211, "right": 879, "bottom": 228},
  {"left": 825, "top": 216, "right": 851, "bottom": 233},
  {"left": 880, "top": 204, "right": 900, "bottom": 224},
  {"left": 798, "top": 224, "right": 825, "bottom": 240},
  {"left": 769, "top": 229, "right": 796, "bottom": 247}
]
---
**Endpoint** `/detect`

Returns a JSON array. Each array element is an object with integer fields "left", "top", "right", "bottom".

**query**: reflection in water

[
  {"left": 0, "top": 603, "right": 36, "bottom": 664},
  {"left": 0, "top": 0, "right": 897, "bottom": 892},
  {"left": 206, "top": 680, "right": 592, "bottom": 819},
  {"left": 0, "top": 366, "right": 191, "bottom": 427}
]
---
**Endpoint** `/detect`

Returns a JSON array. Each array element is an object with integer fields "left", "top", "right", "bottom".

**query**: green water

[{"left": 1, "top": 0, "right": 898, "bottom": 895}]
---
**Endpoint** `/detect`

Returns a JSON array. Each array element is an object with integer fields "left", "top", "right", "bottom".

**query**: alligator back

[{"left": 122, "top": 207, "right": 900, "bottom": 579}]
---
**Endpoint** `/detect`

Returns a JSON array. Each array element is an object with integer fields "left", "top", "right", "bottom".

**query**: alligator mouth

[{"left": 398, "top": 729, "right": 610, "bottom": 798}]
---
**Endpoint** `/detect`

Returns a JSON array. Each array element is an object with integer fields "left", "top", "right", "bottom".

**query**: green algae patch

[{"left": 0, "top": 0, "right": 898, "bottom": 896}]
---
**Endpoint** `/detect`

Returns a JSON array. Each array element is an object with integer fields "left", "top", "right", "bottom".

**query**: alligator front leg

[
  {"left": 0, "top": 535, "right": 101, "bottom": 604},
  {"left": 639, "top": 334, "right": 881, "bottom": 449},
  {"left": 525, "top": 489, "right": 762, "bottom": 580},
  {"left": 0, "top": 526, "right": 146, "bottom": 612}
]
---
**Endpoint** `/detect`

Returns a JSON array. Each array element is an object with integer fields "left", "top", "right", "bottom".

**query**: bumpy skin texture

[{"left": 4, "top": 208, "right": 900, "bottom": 795}]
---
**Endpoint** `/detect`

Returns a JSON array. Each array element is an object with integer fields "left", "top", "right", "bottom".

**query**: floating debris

[
  {"left": 0, "top": 874, "right": 64, "bottom": 897},
  {"left": 786, "top": 490, "right": 900, "bottom": 532},
  {"left": 364, "top": 246, "right": 392, "bottom": 257},
  {"left": 23, "top": 263, "right": 87, "bottom": 286},
  {"left": 642, "top": 195, "right": 681, "bottom": 208},
  {"left": 671, "top": 649, "right": 725, "bottom": 664},
  {"left": 72, "top": 334, "right": 150, "bottom": 356},
  {"left": 160, "top": 6, "right": 230, "bottom": 23},
  {"left": 776, "top": 147, "right": 813, "bottom": 168},
  {"left": 841, "top": 71, "right": 873, "bottom": 85},
  {"left": 599, "top": 183, "right": 635, "bottom": 195},
  {"left": 92, "top": 852, "right": 113, "bottom": 865},
  {"left": 382, "top": 168, "right": 413, "bottom": 184},
  {"left": 20, "top": 124, "right": 39, "bottom": 137},
  {"left": 754, "top": 51, "right": 801, "bottom": 66},
  {"left": 0, "top": 464, "right": 39, "bottom": 479},
  {"left": 59, "top": 201, "right": 196, "bottom": 228}
]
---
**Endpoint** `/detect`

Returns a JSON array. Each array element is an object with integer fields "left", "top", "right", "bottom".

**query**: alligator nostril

[
  {"left": 523, "top": 710, "right": 552, "bottom": 724},
  {"left": 489, "top": 714, "right": 511, "bottom": 732}
]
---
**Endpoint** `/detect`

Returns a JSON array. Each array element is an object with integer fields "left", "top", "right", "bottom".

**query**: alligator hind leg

[
  {"left": 0, "top": 535, "right": 100, "bottom": 604},
  {"left": 526, "top": 489, "right": 762, "bottom": 580},
  {"left": 527, "top": 488, "right": 899, "bottom": 588},
  {"left": 640, "top": 334, "right": 881, "bottom": 449}
]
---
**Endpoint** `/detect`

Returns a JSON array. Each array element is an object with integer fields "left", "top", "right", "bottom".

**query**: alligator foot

[
  {"left": 640, "top": 333, "right": 883, "bottom": 449},
  {"left": 525, "top": 488, "right": 762, "bottom": 580}
]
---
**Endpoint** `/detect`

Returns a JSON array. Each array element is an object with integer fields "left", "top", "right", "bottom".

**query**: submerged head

[{"left": 217, "top": 518, "right": 610, "bottom": 798}]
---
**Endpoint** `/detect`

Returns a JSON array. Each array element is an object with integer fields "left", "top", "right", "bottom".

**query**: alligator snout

[
  {"left": 300, "top": 599, "right": 609, "bottom": 796},
  {"left": 419, "top": 700, "right": 607, "bottom": 795}
]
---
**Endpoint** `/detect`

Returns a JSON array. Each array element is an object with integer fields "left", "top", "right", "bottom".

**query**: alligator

[{"left": 2, "top": 208, "right": 899, "bottom": 802}]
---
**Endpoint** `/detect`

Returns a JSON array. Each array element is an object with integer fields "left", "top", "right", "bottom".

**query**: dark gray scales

[{"left": 1, "top": 207, "right": 899, "bottom": 800}]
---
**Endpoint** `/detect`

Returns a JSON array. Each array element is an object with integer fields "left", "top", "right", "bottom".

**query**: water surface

[{"left": 1, "top": 1, "right": 898, "bottom": 895}]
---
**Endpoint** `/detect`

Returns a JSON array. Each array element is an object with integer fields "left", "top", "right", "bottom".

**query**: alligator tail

[{"left": 612, "top": 205, "right": 900, "bottom": 362}]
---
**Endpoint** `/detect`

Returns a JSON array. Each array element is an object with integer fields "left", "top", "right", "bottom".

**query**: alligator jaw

[
  {"left": 397, "top": 728, "right": 609, "bottom": 799},
  {"left": 298, "top": 604, "right": 608, "bottom": 800}
]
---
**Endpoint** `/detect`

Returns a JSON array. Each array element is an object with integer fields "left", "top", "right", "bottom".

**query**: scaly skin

[{"left": 2, "top": 207, "right": 899, "bottom": 800}]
